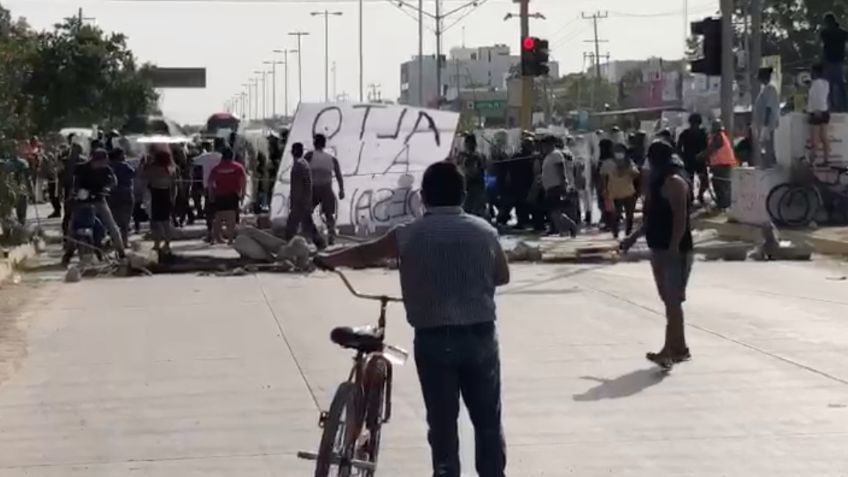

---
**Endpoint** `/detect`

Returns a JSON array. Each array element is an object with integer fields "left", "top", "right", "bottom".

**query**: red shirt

[{"left": 209, "top": 160, "right": 246, "bottom": 197}]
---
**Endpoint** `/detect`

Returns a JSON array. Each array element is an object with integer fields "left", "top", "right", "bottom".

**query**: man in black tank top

[{"left": 621, "top": 140, "right": 694, "bottom": 367}]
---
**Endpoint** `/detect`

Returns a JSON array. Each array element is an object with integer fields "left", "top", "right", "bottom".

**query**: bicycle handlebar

[{"left": 314, "top": 257, "right": 403, "bottom": 303}]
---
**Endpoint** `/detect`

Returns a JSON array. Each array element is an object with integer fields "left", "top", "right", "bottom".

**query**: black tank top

[{"left": 645, "top": 167, "right": 693, "bottom": 252}]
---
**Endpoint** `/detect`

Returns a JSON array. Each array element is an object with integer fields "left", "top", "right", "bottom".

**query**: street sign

[
  {"left": 474, "top": 100, "right": 506, "bottom": 112},
  {"left": 143, "top": 67, "right": 207, "bottom": 88}
]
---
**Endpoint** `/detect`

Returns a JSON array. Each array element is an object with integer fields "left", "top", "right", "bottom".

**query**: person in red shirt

[{"left": 208, "top": 147, "right": 246, "bottom": 244}]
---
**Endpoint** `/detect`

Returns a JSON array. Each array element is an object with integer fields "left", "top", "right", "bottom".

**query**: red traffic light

[{"left": 522, "top": 37, "right": 536, "bottom": 52}]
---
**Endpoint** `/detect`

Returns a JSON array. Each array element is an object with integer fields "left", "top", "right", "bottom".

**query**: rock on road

[{"left": 0, "top": 259, "right": 847, "bottom": 476}]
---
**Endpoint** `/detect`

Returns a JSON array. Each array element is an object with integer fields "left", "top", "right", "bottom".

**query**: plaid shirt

[{"left": 395, "top": 207, "right": 502, "bottom": 329}]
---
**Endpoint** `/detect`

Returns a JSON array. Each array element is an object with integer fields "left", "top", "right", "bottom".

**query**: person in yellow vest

[{"left": 705, "top": 119, "right": 737, "bottom": 209}]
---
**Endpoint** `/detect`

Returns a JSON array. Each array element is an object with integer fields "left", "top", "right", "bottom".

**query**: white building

[{"left": 399, "top": 44, "right": 559, "bottom": 107}]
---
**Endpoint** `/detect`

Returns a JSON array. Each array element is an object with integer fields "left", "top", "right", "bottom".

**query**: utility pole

[
  {"left": 332, "top": 61, "right": 337, "bottom": 101},
  {"left": 750, "top": 0, "right": 763, "bottom": 166},
  {"left": 311, "top": 10, "right": 344, "bottom": 103},
  {"left": 582, "top": 11, "right": 609, "bottom": 112},
  {"left": 359, "top": 0, "right": 364, "bottom": 102},
  {"left": 519, "top": 0, "right": 531, "bottom": 129},
  {"left": 288, "top": 32, "right": 310, "bottom": 105},
  {"left": 504, "top": 4, "right": 545, "bottom": 129},
  {"left": 720, "top": 0, "right": 735, "bottom": 134},
  {"left": 264, "top": 59, "right": 285, "bottom": 119},
  {"left": 240, "top": 92, "right": 247, "bottom": 120},
  {"left": 435, "top": 0, "right": 443, "bottom": 104},
  {"left": 418, "top": 0, "right": 424, "bottom": 106}
]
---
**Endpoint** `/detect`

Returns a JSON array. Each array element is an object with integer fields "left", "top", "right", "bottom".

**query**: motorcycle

[{"left": 69, "top": 188, "right": 108, "bottom": 265}]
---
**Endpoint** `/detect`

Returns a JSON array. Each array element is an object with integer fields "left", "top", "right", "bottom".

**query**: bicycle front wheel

[
  {"left": 362, "top": 358, "right": 390, "bottom": 477},
  {"left": 315, "top": 382, "right": 360, "bottom": 477},
  {"left": 778, "top": 186, "right": 820, "bottom": 227}
]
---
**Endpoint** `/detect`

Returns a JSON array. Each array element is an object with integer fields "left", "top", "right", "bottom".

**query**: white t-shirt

[
  {"left": 808, "top": 78, "right": 830, "bottom": 113},
  {"left": 541, "top": 149, "right": 566, "bottom": 190},
  {"left": 309, "top": 150, "right": 336, "bottom": 186},
  {"left": 193, "top": 151, "right": 222, "bottom": 188}
]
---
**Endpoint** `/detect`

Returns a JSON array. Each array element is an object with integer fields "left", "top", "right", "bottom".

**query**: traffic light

[
  {"left": 521, "top": 36, "right": 551, "bottom": 77},
  {"left": 690, "top": 17, "right": 722, "bottom": 76}
]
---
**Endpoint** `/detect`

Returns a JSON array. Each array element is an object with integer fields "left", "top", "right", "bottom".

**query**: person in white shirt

[
  {"left": 753, "top": 67, "right": 781, "bottom": 167},
  {"left": 808, "top": 63, "right": 832, "bottom": 164},
  {"left": 539, "top": 135, "right": 579, "bottom": 237}
]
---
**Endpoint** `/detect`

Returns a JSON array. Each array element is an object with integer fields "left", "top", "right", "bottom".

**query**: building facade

[{"left": 399, "top": 44, "right": 559, "bottom": 108}]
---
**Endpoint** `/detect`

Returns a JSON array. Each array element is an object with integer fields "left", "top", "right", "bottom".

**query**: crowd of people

[
  {"left": 0, "top": 131, "right": 260, "bottom": 264},
  {"left": 447, "top": 119, "right": 739, "bottom": 241}
]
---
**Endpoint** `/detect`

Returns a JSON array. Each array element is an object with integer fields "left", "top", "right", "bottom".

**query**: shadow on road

[{"left": 572, "top": 368, "right": 666, "bottom": 401}]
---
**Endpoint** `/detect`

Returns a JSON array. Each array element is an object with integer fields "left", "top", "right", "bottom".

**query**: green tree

[
  {"left": 0, "top": 3, "right": 36, "bottom": 156},
  {"left": 740, "top": 1, "right": 848, "bottom": 69},
  {"left": 550, "top": 73, "right": 619, "bottom": 115},
  {"left": 24, "top": 17, "right": 158, "bottom": 134}
]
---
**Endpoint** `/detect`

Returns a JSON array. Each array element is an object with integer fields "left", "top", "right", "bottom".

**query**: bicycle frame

[{"left": 299, "top": 267, "right": 406, "bottom": 475}]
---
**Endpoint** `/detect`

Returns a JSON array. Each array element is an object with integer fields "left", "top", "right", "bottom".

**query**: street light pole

[
  {"left": 288, "top": 32, "right": 310, "bottom": 105},
  {"left": 273, "top": 49, "right": 298, "bottom": 118},
  {"left": 264, "top": 59, "right": 285, "bottom": 119},
  {"left": 311, "top": 10, "right": 344, "bottom": 102},
  {"left": 254, "top": 70, "right": 267, "bottom": 120},
  {"left": 242, "top": 82, "right": 252, "bottom": 121},
  {"left": 359, "top": 0, "right": 364, "bottom": 102}
]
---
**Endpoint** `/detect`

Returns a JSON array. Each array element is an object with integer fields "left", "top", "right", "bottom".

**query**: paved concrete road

[{"left": 1, "top": 258, "right": 848, "bottom": 476}]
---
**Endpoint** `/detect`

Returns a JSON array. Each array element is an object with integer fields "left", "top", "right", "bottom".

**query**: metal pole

[
  {"left": 289, "top": 32, "right": 310, "bottom": 105},
  {"left": 332, "top": 61, "right": 337, "bottom": 100},
  {"left": 285, "top": 52, "right": 290, "bottom": 117},
  {"left": 750, "top": 0, "right": 763, "bottom": 166},
  {"left": 325, "top": 11, "right": 330, "bottom": 101},
  {"left": 271, "top": 63, "right": 277, "bottom": 118},
  {"left": 418, "top": 0, "right": 424, "bottom": 106},
  {"left": 435, "top": 0, "right": 442, "bottom": 104},
  {"left": 720, "top": 0, "right": 735, "bottom": 134},
  {"left": 359, "top": 0, "right": 364, "bottom": 102},
  {"left": 519, "top": 0, "right": 532, "bottom": 129},
  {"left": 750, "top": 0, "right": 762, "bottom": 101}
]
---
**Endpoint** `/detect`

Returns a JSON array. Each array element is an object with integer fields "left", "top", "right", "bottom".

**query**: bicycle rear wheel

[
  {"left": 766, "top": 183, "right": 792, "bottom": 225},
  {"left": 315, "top": 382, "right": 360, "bottom": 477},
  {"left": 362, "top": 358, "right": 390, "bottom": 477},
  {"left": 778, "top": 186, "right": 820, "bottom": 227}
]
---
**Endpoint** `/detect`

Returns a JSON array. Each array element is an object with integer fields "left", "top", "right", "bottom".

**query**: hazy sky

[{"left": 4, "top": 0, "right": 720, "bottom": 124}]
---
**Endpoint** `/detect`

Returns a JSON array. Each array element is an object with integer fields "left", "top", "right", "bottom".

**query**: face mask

[{"left": 614, "top": 153, "right": 626, "bottom": 160}]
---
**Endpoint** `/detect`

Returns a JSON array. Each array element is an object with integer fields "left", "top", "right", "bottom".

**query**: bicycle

[
  {"left": 298, "top": 259, "right": 407, "bottom": 477},
  {"left": 766, "top": 163, "right": 848, "bottom": 227}
]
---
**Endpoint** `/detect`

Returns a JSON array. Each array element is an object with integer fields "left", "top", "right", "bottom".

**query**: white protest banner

[{"left": 270, "top": 103, "right": 460, "bottom": 233}]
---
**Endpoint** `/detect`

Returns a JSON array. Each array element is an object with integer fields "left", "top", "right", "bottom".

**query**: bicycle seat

[{"left": 330, "top": 326, "right": 384, "bottom": 353}]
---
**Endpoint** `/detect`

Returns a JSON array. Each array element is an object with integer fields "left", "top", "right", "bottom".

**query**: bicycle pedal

[{"left": 318, "top": 411, "right": 329, "bottom": 428}]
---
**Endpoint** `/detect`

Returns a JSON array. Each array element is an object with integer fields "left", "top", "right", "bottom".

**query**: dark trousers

[
  {"left": 108, "top": 199, "right": 134, "bottom": 246},
  {"left": 710, "top": 165, "right": 733, "bottom": 209},
  {"left": 824, "top": 61, "right": 847, "bottom": 113},
  {"left": 414, "top": 322, "right": 506, "bottom": 477},
  {"left": 284, "top": 204, "right": 325, "bottom": 248},
  {"left": 611, "top": 195, "right": 637, "bottom": 238},
  {"left": 47, "top": 180, "right": 61, "bottom": 215},
  {"left": 495, "top": 187, "right": 532, "bottom": 227}
]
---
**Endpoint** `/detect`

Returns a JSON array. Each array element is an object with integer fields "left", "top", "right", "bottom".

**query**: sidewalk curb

[
  {"left": 694, "top": 216, "right": 848, "bottom": 256},
  {"left": 0, "top": 243, "right": 36, "bottom": 285}
]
